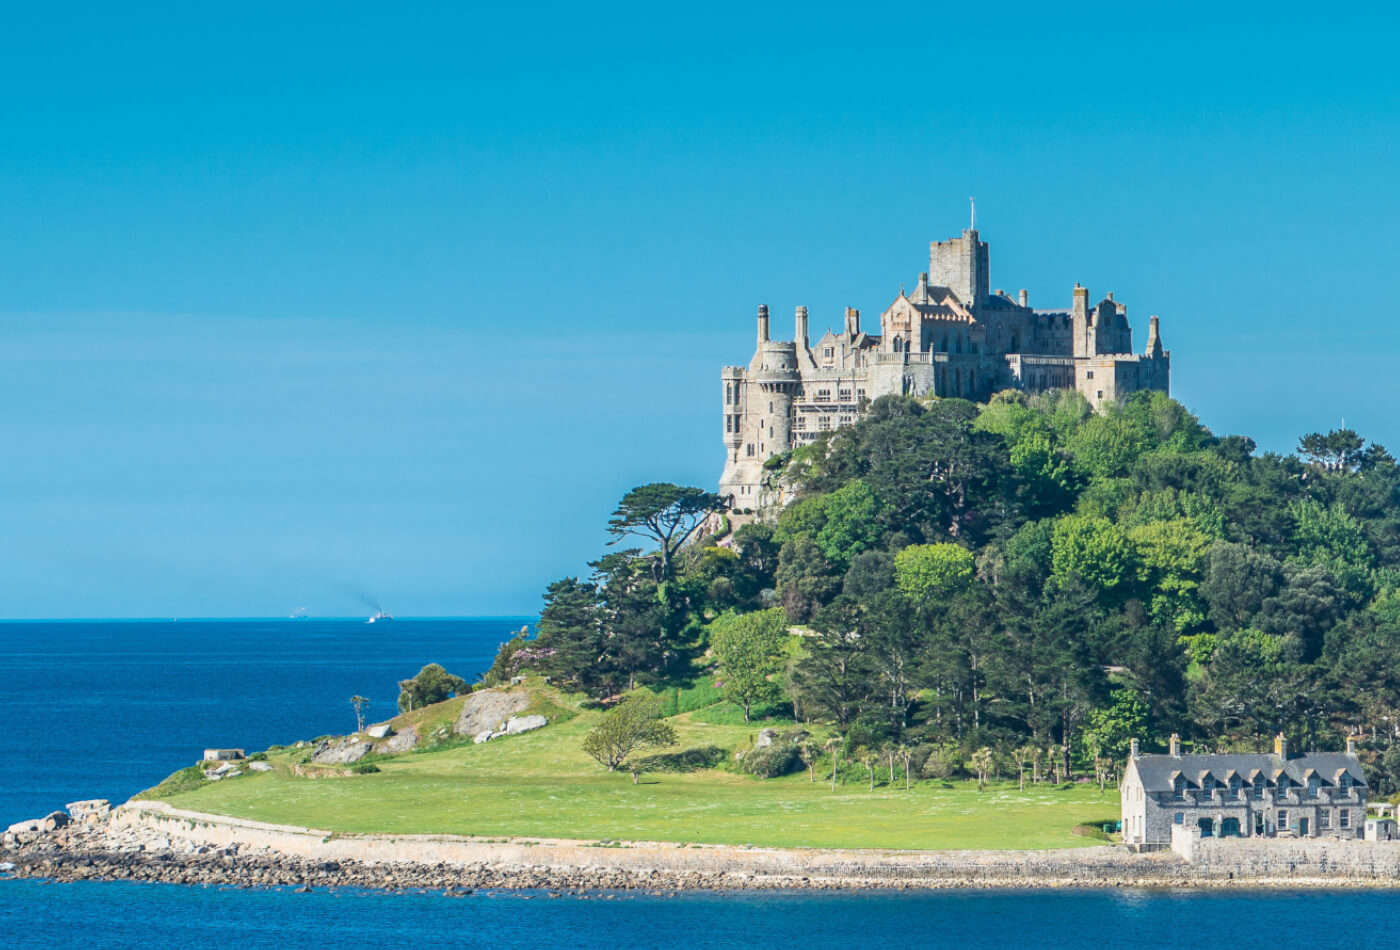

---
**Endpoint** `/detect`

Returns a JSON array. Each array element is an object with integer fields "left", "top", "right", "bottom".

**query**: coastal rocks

[
  {"left": 365, "top": 723, "right": 393, "bottom": 739},
  {"left": 7, "top": 812, "right": 69, "bottom": 835},
  {"left": 248, "top": 762, "right": 273, "bottom": 772},
  {"left": 504, "top": 715, "right": 547, "bottom": 735},
  {"left": 455, "top": 689, "right": 529, "bottom": 738},
  {"left": 311, "top": 738, "right": 373, "bottom": 765}
]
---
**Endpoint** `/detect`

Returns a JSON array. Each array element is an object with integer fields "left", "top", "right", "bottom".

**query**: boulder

[
  {"left": 473, "top": 731, "right": 495, "bottom": 744},
  {"left": 365, "top": 723, "right": 393, "bottom": 739},
  {"left": 755, "top": 728, "right": 780, "bottom": 748},
  {"left": 456, "top": 689, "right": 529, "bottom": 737},
  {"left": 65, "top": 799, "right": 111, "bottom": 821},
  {"left": 311, "top": 738, "right": 373, "bottom": 765},
  {"left": 379, "top": 728, "right": 418, "bottom": 754},
  {"left": 248, "top": 762, "right": 273, "bottom": 772},
  {"left": 504, "top": 715, "right": 548, "bottom": 735},
  {"left": 7, "top": 812, "right": 68, "bottom": 835}
]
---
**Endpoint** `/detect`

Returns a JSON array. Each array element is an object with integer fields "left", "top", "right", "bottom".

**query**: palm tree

[
  {"left": 898, "top": 744, "right": 914, "bottom": 791},
  {"left": 971, "top": 747, "right": 994, "bottom": 792},
  {"left": 825, "top": 737, "right": 842, "bottom": 792},
  {"left": 351, "top": 695, "right": 369, "bottom": 733},
  {"left": 797, "top": 739, "right": 820, "bottom": 783},
  {"left": 1015, "top": 744, "right": 1038, "bottom": 791}
]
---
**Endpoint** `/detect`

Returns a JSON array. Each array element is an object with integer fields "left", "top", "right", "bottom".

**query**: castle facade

[{"left": 719, "top": 227, "right": 1170, "bottom": 507}]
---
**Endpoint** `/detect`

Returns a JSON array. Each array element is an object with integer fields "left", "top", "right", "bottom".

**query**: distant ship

[
  {"left": 367, "top": 609, "right": 394, "bottom": 624},
  {"left": 290, "top": 607, "right": 309, "bottom": 620}
]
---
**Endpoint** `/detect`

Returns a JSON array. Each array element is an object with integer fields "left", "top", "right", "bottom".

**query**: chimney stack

[
  {"left": 1130, "top": 738, "right": 1140, "bottom": 759},
  {"left": 1347, "top": 735, "right": 1357, "bottom": 756},
  {"left": 844, "top": 307, "right": 860, "bottom": 337},
  {"left": 757, "top": 304, "right": 770, "bottom": 344},
  {"left": 1274, "top": 734, "right": 1289, "bottom": 759},
  {"left": 1169, "top": 733, "right": 1182, "bottom": 757},
  {"left": 795, "top": 306, "right": 809, "bottom": 346},
  {"left": 1018, "top": 289, "right": 1028, "bottom": 308}
]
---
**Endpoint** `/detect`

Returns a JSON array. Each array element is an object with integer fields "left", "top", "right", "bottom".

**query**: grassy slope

[{"left": 158, "top": 691, "right": 1117, "bottom": 850}]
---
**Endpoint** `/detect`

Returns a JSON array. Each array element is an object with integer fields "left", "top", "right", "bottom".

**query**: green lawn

[{"left": 158, "top": 694, "right": 1118, "bottom": 850}]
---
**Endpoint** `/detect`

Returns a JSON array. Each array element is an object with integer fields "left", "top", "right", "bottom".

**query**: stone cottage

[{"left": 1120, "top": 734, "right": 1367, "bottom": 846}]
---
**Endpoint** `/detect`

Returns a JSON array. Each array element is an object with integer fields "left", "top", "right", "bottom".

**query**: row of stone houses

[{"left": 1120, "top": 734, "right": 1370, "bottom": 846}]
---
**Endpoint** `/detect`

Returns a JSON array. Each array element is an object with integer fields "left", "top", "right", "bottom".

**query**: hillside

[{"left": 144, "top": 679, "right": 1114, "bottom": 850}]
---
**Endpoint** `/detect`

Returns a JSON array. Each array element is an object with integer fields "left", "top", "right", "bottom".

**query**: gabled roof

[{"left": 1131, "top": 752, "right": 1366, "bottom": 792}]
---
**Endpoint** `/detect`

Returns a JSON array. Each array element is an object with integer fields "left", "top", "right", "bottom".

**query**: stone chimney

[
  {"left": 757, "top": 304, "right": 769, "bottom": 344},
  {"left": 795, "top": 306, "right": 809, "bottom": 346},
  {"left": 1130, "top": 738, "right": 1140, "bottom": 759},
  {"left": 1347, "top": 735, "right": 1357, "bottom": 756},
  {"left": 1018, "top": 289, "right": 1028, "bottom": 307},
  {"left": 1146, "top": 315, "right": 1164, "bottom": 358},
  {"left": 1169, "top": 733, "right": 1182, "bottom": 757},
  {"left": 844, "top": 307, "right": 860, "bottom": 337},
  {"left": 1274, "top": 734, "right": 1289, "bottom": 759}
]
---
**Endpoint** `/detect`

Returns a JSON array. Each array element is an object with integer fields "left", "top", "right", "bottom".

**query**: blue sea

[{"left": 4, "top": 619, "right": 1400, "bottom": 948}]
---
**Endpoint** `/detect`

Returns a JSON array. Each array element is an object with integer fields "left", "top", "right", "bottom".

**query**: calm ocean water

[{"left": 4, "top": 619, "right": 1400, "bottom": 946}]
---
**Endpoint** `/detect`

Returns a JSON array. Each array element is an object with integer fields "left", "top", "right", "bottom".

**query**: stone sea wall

[{"left": 7, "top": 800, "right": 1400, "bottom": 891}]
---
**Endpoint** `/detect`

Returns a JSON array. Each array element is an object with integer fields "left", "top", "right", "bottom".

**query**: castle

[{"left": 719, "top": 227, "right": 1170, "bottom": 507}]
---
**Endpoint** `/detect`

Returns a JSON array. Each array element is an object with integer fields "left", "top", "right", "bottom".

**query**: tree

[
  {"left": 607, "top": 483, "right": 723, "bottom": 581},
  {"left": 797, "top": 738, "right": 821, "bottom": 783},
  {"left": 397, "top": 664, "right": 468, "bottom": 713},
  {"left": 709, "top": 608, "right": 788, "bottom": 721},
  {"left": 581, "top": 694, "right": 677, "bottom": 781},
  {"left": 351, "top": 695, "right": 369, "bottom": 733},
  {"left": 532, "top": 577, "right": 617, "bottom": 698},
  {"left": 893, "top": 543, "right": 975, "bottom": 602},
  {"left": 1298, "top": 428, "right": 1365, "bottom": 472},
  {"left": 1082, "top": 688, "right": 1149, "bottom": 764}
]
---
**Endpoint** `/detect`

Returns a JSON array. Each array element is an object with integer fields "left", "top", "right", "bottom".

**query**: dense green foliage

[
  {"left": 503, "top": 388, "right": 1400, "bottom": 791},
  {"left": 397, "top": 663, "right": 469, "bottom": 713}
]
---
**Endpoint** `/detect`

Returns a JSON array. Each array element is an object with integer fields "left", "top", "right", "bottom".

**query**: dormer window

[
  {"left": 1229, "top": 775, "right": 1242, "bottom": 799},
  {"left": 1200, "top": 775, "right": 1213, "bottom": 798},
  {"left": 1172, "top": 775, "right": 1185, "bottom": 801},
  {"left": 1276, "top": 775, "right": 1288, "bottom": 799},
  {"left": 1341, "top": 773, "right": 1352, "bottom": 793},
  {"left": 1307, "top": 775, "right": 1320, "bottom": 799},
  {"left": 1252, "top": 776, "right": 1264, "bottom": 800}
]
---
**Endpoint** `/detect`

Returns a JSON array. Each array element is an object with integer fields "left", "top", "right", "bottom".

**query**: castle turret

[
  {"left": 844, "top": 307, "right": 860, "bottom": 337},
  {"left": 795, "top": 306, "right": 809, "bottom": 347},
  {"left": 1018, "top": 289, "right": 1028, "bottom": 308},
  {"left": 756, "top": 304, "right": 770, "bottom": 345},
  {"left": 721, "top": 365, "right": 744, "bottom": 454},
  {"left": 753, "top": 341, "right": 799, "bottom": 456}
]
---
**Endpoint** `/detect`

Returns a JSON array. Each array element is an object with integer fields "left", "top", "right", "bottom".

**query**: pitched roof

[{"left": 1131, "top": 752, "right": 1366, "bottom": 791}]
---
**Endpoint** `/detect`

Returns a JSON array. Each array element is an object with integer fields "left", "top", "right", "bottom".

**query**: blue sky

[{"left": 2, "top": 2, "right": 1398, "bottom": 618}]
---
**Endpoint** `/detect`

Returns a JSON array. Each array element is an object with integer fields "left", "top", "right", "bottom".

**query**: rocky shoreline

[{"left": 6, "top": 800, "right": 1400, "bottom": 893}]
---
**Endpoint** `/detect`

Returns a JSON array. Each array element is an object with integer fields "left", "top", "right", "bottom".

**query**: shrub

[
  {"left": 248, "top": 752, "right": 268, "bottom": 762},
  {"left": 742, "top": 741, "right": 802, "bottom": 778},
  {"left": 919, "top": 748, "right": 962, "bottom": 780},
  {"left": 632, "top": 745, "right": 726, "bottom": 774},
  {"left": 351, "top": 763, "right": 381, "bottom": 774}
]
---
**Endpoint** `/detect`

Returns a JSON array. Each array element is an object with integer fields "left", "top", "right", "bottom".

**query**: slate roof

[{"left": 1132, "top": 752, "right": 1366, "bottom": 791}]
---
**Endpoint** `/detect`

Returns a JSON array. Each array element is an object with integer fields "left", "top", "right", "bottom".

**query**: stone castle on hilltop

[{"left": 719, "top": 226, "right": 1170, "bottom": 507}]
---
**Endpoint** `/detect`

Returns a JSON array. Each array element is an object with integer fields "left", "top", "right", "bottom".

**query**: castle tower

[
  {"left": 929, "top": 229, "right": 989, "bottom": 308},
  {"left": 795, "top": 305, "right": 809, "bottom": 347},
  {"left": 756, "top": 303, "right": 770, "bottom": 344},
  {"left": 844, "top": 307, "right": 860, "bottom": 337}
]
